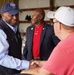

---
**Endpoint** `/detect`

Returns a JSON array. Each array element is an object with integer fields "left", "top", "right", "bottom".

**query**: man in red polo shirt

[{"left": 23, "top": 8, "right": 60, "bottom": 61}]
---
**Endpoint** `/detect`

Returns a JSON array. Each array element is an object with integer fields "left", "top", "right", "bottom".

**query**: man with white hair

[{"left": 21, "top": 6, "right": 74, "bottom": 75}]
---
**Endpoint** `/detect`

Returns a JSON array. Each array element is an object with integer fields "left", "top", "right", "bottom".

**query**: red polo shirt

[{"left": 32, "top": 22, "right": 44, "bottom": 58}]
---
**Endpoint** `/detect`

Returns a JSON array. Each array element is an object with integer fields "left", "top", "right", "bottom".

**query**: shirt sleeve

[{"left": 0, "top": 29, "right": 29, "bottom": 70}]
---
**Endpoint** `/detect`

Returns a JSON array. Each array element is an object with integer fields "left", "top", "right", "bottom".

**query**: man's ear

[{"left": 58, "top": 23, "right": 62, "bottom": 30}]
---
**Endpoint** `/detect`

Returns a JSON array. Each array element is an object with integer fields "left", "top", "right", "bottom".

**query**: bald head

[
  {"left": 31, "top": 8, "right": 45, "bottom": 25},
  {"left": 34, "top": 8, "right": 45, "bottom": 20}
]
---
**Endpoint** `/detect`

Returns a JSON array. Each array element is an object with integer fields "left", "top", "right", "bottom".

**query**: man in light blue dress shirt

[{"left": 0, "top": 2, "right": 32, "bottom": 75}]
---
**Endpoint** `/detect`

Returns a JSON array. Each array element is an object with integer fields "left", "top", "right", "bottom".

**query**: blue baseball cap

[{"left": 1, "top": 2, "right": 19, "bottom": 15}]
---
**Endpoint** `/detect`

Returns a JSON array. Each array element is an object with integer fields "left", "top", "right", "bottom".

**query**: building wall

[
  {"left": 19, "top": 0, "right": 50, "bottom": 33},
  {"left": 0, "top": 0, "right": 15, "bottom": 9},
  {"left": 19, "top": 0, "right": 74, "bottom": 33},
  {"left": 55, "top": 0, "right": 74, "bottom": 6}
]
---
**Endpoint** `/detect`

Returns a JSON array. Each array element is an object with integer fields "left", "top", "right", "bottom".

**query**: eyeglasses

[
  {"left": 51, "top": 21, "right": 58, "bottom": 26},
  {"left": 52, "top": 21, "right": 62, "bottom": 26}
]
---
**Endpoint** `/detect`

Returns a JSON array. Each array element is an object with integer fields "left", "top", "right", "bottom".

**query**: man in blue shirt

[{"left": 0, "top": 2, "right": 32, "bottom": 75}]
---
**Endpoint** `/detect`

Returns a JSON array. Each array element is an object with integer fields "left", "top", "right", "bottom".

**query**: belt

[{"left": 33, "top": 57, "right": 40, "bottom": 60}]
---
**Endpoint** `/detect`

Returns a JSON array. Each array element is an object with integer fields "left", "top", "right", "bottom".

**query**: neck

[
  {"left": 60, "top": 29, "right": 74, "bottom": 40},
  {"left": 35, "top": 21, "right": 44, "bottom": 26}
]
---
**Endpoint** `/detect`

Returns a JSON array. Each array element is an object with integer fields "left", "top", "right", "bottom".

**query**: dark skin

[
  {"left": 1, "top": 12, "right": 38, "bottom": 69},
  {"left": 31, "top": 8, "right": 45, "bottom": 25},
  {"left": 20, "top": 9, "right": 54, "bottom": 75},
  {"left": 1, "top": 12, "right": 18, "bottom": 26}
]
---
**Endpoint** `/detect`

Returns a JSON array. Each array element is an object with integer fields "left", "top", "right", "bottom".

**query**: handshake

[
  {"left": 20, "top": 60, "right": 46, "bottom": 75},
  {"left": 29, "top": 60, "right": 44, "bottom": 69}
]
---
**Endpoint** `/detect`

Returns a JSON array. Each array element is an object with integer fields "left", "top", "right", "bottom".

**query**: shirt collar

[{"left": 35, "top": 22, "right": 44, "bottom": 27}]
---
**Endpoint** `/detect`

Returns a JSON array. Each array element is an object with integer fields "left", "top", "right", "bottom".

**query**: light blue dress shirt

[{"left": 0, "top": 21, "right": 30, "bottom": 70}]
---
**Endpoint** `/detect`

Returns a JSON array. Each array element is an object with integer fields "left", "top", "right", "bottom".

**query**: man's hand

[
  {"left": 31, "top": 60, "right": 46, "bottom": 67},
  {"left": 29, "top": 60, "right": 39, "bottom": 69}
]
